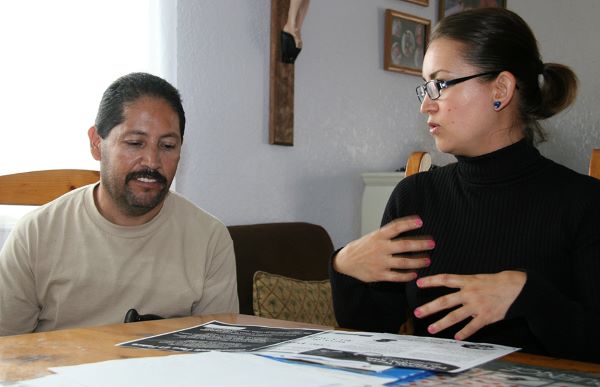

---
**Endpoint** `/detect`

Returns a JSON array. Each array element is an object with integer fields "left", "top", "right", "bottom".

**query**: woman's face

[{"left": 420, "top": 38, "right": 501, "bottom": 157}]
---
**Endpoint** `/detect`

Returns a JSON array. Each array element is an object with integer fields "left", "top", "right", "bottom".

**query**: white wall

[
  {"left": 175, "top": 0, "right": 600, "bottom": 248},
  {"left": 509, "top": 0, "right": 600, "bottom": 170}
]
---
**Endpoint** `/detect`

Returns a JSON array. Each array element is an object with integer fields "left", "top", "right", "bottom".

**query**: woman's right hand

[{"left": 332, "top": 216, "right": 434, "bottom": 283}]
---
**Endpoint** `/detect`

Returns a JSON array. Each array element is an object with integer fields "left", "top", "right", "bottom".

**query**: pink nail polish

[
  {"left": 415, "top": 218, "right": 423, "bottom": 227},
  {"left": 416, "top": 279, "right": 424, "bottom": 287},
  {"left": 428, "top": 240, "right": 436, "bottom": 249},
  {"left": 414, "top": 309, "right": 422, "bottom": 318},
  {"left": 428, "top": 325, "right": 436, "bottom": 334},
  {"left": 424, "top": 258, "right": 431, "bottom": 266}
]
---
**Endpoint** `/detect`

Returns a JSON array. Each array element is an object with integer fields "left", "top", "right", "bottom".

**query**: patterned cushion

[{"left": 252, "top": 271, "right": 337, "bottom": 326}]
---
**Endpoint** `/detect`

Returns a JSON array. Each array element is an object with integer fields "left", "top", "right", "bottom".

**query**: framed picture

[
  {"left": 384, "top": 10, "right": 430, "bottom": 76},
  {"left": 401, "top": 0, "right": 429, "bottom": 6},
  {"left": 439, "top": 0, "right": 506, "bottom": 20}
]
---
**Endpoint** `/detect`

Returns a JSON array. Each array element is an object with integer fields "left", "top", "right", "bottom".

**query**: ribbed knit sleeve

[
  {"left": 329, "top": 254, "right": 408, "bottom": 333},
  {"left": 505, "top": 174, "right": 600, "bottom": 362}
]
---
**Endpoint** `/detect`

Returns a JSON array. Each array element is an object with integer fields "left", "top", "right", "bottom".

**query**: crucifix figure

[
  {"left": 281, "top": 0, "right": 310, "bottom": 64},
  {"left": 269, "top": 0, "right": 311, "bottom": 146}
]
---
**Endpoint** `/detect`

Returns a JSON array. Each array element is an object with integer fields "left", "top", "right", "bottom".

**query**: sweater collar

[{"left": 455, "top": 139, "right": 543, "bottom": 185}]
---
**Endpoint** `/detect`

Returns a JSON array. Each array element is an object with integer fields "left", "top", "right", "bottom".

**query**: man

[{"left": 0, "top": 73, "right": 239, "bottom": 335}]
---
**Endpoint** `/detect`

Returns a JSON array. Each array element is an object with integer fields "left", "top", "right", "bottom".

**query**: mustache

[{"left": 126, "top": 169, "right": 167, "bottom": 185}]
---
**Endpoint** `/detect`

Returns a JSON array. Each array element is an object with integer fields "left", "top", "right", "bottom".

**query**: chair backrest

[
  {"left": 590, "top": 149, "right": 600, "bottom": 180},
  {"left": 227, "top": 222, "right": 334, "bottom": 316},
  {"left": 0, "top": 169, "right": 100, "bottom": 206},
  {"left": 405, "top": 151, "right": 431, "bottom": 177}
]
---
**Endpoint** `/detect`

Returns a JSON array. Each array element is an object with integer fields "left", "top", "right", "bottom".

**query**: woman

[{"left": 330, "top": 8, "right": 600, "bottom": 363}]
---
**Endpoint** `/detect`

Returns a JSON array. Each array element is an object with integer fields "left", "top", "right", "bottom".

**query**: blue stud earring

[{"left": 493, "top": 100, "right": 502, "bottom": 110}]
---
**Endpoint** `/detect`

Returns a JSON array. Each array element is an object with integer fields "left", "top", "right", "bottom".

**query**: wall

[
  {"left": 509, "top": 0, "right": 600, "bottom": 169},
  {"left": 175, "top": 0, "right": 600, "bottom": 248}
]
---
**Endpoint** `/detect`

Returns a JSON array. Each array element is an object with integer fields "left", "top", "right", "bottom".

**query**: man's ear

[
  {"left": 492, "top": 71, "right": 518, "bottom": 111},
  {"left": 88, "top": 126, "right": 102, "bottom": 161}
]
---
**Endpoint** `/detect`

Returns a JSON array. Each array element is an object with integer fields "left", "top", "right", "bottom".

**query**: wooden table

[{"left": 1, "top": 314, "right": 598, "bottom": 382}]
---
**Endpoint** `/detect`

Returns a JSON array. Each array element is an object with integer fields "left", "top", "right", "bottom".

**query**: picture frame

[
  {"left": 439, "top": 0, "right": 506, "bottom": 20},
  {"left": 400, "top": 0, "right": 429, "bottom": 6},
  {"left": 384, "top": 10, "right": 430, "bottom": 76}
]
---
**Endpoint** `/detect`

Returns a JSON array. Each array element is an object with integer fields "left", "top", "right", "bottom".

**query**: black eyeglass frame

[{"left": 416, "top": 71, "right": 501, "bottom": 103}]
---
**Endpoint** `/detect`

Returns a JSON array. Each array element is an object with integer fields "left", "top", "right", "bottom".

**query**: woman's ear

[
  {"left": 88, "top": 126, "right": 102, "bottom": 161},
  {"left": 492, "top": 71, "right": 518, "bottom": 111}
]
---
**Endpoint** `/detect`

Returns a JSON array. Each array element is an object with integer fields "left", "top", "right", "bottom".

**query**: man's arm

[
  {"left": 0, "top": 227, "right": 39, "bottom": 336},
  {"left": 192, "top": 225, "right": 239, "bottom": 315}
]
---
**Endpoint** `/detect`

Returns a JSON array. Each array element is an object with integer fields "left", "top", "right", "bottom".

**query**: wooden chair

[
  {"left": 228, "top": 222, "right": 334, "bottom": 318},
  {"left": 0, "top": 169, "right": 99, "bottom": 206},
  {"left": 405, "top": 151, "right": 431, "bottom": 177},
  {"left": 590, "top": 149, "right": 600, "bottom": 180}
]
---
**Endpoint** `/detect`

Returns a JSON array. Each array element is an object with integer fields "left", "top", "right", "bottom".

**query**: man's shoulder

[
  {"left": 18, "top": 184, "right": 92, "bottom": 224},
  {"left": 166, "top": 190, "right": 227, "bottom": 230}
]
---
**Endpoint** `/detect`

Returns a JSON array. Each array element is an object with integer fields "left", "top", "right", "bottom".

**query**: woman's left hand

[{"left": 413, "top": 270, "right": 527, "bottom": 340}]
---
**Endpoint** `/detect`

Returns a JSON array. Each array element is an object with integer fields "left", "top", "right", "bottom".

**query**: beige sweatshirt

[{"left": 0, "top": 184, "right": 238, "bottom": 336}]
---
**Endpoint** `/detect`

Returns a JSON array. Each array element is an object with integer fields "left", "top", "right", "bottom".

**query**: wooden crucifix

[{"left": 269, "top": 0, "right": 310, "bottom": 146}]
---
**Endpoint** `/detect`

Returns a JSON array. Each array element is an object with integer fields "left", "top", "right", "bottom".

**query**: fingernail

[
  {"left": 414, "top": 308, "right": 422, "bottom": 318},
  {"left": 424, "top": 258, "right": 431, "bottom": 266},
  {"left": 428, "top": 325, "right": 436, "bottom": 334},
  {"left": 416, "top": 279, "right": 424, "bottom": 287},
  {"left": 428, "top": 240, "right": 436, "bottom": 248},
  {"left": 414, "top": 218, "right": 423, "bottom": 227}
]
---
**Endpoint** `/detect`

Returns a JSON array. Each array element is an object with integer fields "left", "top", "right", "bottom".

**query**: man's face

[{"left": 91, "top": 96, "right": 182, "bottom": 218}]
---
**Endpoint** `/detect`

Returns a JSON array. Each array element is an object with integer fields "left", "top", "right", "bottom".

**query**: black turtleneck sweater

[{"left": 331, "top": 140, "right": 600, "bottom": 363}]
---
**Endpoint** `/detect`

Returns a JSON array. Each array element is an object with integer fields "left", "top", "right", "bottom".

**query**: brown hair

[{"left": 431, "top": 8, "right": 578, "bottom": 144}]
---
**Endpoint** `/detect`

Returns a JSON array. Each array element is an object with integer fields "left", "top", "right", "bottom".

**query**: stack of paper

[{"left": 20, "top": 352, "right": 399, "bottom": 386}]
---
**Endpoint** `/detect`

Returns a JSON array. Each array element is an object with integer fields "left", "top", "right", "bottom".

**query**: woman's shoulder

[
  {"left": 545, "top": 158, "right": 600, "bottom": 189},
  {"left": 542, "top": 158, "right": 600, "bottom": 206},
  {"left": 398, "top": 163, "right": 457, "bottom": 187},
  {"left": 390, "top": 163, "right": 457, "bottom": 203}
]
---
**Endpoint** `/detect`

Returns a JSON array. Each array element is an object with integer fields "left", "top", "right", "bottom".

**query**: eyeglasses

[{"left": 416, "top": 71, "right": 501, "bottom": 103}]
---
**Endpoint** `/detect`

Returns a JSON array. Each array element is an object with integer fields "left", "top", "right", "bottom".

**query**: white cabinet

[{"left": 360, "top": 172, "right": 404, "bottom": 235}]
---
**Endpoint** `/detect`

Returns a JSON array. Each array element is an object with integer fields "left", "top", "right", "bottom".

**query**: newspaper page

[
  {"left": 257, "top": 330, "right": 518, "bottom": 373},
  {"left": 117, "top": 321, "right": 322, "bottom": 352},
  {"left": 118, "top": 321, "right": 517, "bottom": 374}
]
